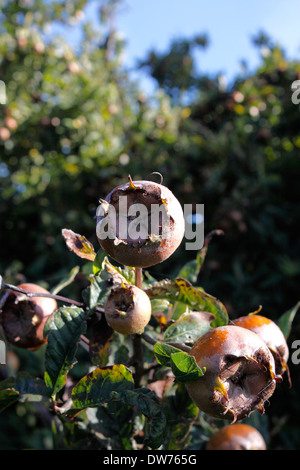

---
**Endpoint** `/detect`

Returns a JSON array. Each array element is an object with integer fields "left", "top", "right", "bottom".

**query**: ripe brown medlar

[
  {"left": 232, "top": 314, "right": 289, "bottom": 378},
  {"left": 185, "top": 325, "right": 281, "bottom": 422},
  {"left": 0, "top": 283, "right": 57, "bottom": 350},
  {"left": 104, "top": 284, "right": 152, "bottom": 335},
  {"left": 96, "top": 175, "right": 185, "bottom": 268},
  {"left": 206, "top": 423, "right": 266, "bottom": 450}
]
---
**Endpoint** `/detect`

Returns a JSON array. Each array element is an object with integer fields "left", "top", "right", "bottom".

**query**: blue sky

[
  {"left": 115, "top": 0, "right": 300, "bottom": 72},
  {"left": 59, "top": 0, "right": 300, "bottom": 93},
  {"left": 95, "top": 0, "right": 300, "bottom": 91}
]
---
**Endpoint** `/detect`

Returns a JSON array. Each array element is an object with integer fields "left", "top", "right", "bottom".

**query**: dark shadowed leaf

[
  {"left": 114, "top": 387, "right": 167, "bottom": 449},
  {"left": 44, "top": 306, "right": 87, "bottom": 396},
  {"left": 84, "top": 275, "right": 108, "bottom": 309},
  {"left": 89, "top": 314, "right": 115, "bottom": 366},
  {"left": 0, "top": 380, "right": 19, "bottom": 413},
  {"left": 14, "top": 372, "right": 50, "bottom": 402},
  {"left": 0, "top": 372, "right": 50, "bottom": 413}
]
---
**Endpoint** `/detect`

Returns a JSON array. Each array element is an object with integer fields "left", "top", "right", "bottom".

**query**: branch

[{"left": 0, "top": 277, "right": 85, "bottom": 308}]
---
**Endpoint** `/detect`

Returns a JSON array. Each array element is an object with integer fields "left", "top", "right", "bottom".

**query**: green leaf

[
  {"left": 176, "top": 249, "right": 207, "bottom": 284},
  {"left": 176, "top": 230, "right": 224, "bottom": 283},
  {"left": 44, "top": 306, "right": 87, "bottom": 397},
  {"left": 170, "top": 352, "right": 205, "bottom": 383},
  {"left": 71, "top": 364, "right": 134, "bottom": 409},
  {"left": 92, "top": 249, "right": 107, "bottom": 275},
  {"left": 153, "top": 342, "right": 183, "bottom": 367},
  {"left": 277, "top": 301, "right": 300, "bottom": 339},
  {"left": 153, "top": 342, "right": 205, "bottom": 383},
  {"left": 50, "top": 266, "right": 80, "bottom": 295},
  {"left": 114, "top": 388, "right": 167, "bottom": 450},
  {"left": 145, "top": 278, "right": 228, "bottom": 327},
  {"left": 163, "top": 311, "right": 215, "bottom": 345},
  {"left": 101, "top": 256, "right": 135, "bottom": 285}
]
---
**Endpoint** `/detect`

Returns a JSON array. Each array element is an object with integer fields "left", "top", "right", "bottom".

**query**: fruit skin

[
  {"left": 185, "top": 325, "right": 280, "bottom": 422},
  {"left": 232, "top": 314, "right": 289, "bottom": 376},
  {"left": 104, "top": 284, "right": 152, "bottom": 335},
  {"left": 0, "top": 283, "right": 57, "bottom": 350},
  {"left": 96, "top": 177, "right": 185, "bottom": 268},
  {"left": 206, "top": 423, "right": 266, "bottom": 450}
]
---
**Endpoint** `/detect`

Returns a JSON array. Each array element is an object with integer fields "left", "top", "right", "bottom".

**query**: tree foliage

[{"left": 0, "top": 0, "right": 300, "bottom": 450}]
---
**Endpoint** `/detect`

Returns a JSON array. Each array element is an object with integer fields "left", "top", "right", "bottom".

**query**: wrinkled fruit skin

[
  {"left": 0, "top": 283, "right": 57, "bottom": 350},
  {"left": 96, "top": 177, "right": 185, "bottom": 267},
  {"left": 104, "top": 284, "right": 152, "bottom": 335},
  {"left": 233, "top": 314, "right": 289, "bottom": 377},
  {"left": 206, "top": 423, "right": 266, "bottom": 450},
  {"left": 185, "top": 325, "right": 281, "bottom": 422}
]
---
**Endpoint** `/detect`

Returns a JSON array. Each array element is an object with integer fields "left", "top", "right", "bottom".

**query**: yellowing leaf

[{"left": 62, "top": 228, "right": 96, "bottom": 261}]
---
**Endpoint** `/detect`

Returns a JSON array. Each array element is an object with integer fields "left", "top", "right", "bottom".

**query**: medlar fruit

[
  {"left": 96, "top": 175, "right": 185, "bottom": 268},
  {"left": 206, "top": 423, "right": 266, "bottom": 450},
  {"left": 185, "top": 325, "right": 281, "bottom": 422},
  {"left": 0, "top": 283, "right": 57, "bottom": 350},
  {"left": 104, "top": 284, "right": 152, "bottom": 335},
  {"left": 232, "top": 314, "right": 289, "bottom": 377}
]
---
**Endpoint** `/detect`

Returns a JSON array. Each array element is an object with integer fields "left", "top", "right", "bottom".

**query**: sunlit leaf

[
  {"left": 50, "top": 266, "right": 80, "bottom": 295},
  {"left": 145, "top": 278, "right": 228, "bottom": 327},
  {"left": 62, "top": 228, "right": 96, "bottom": 261},
  {"left": 153, "top": 342, "right": 183, "bottom": 367},
  {"left": 163, "top": 311, "right": 215, "bottom": 345},
  {"left": 71, "top": 364, "right": 134, "bottom": 409},
  {"left": 277, "top": 301, "right": 300, "bottom": 339},
  {"left": 170, "top": 351, "right": 205, "bottom": 383}
]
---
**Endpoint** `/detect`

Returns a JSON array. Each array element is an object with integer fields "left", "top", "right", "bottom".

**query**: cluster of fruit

[{"left": 0, "top": 176, "right": 290, "bottom": 450}]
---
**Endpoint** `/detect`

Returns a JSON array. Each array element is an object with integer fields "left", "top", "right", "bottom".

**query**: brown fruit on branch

[
  {"left": 185, "top": 325, "right": 281, "bottom": 422},
  {"left": 232, "top": 314, "right": 289, "bottom": 377},
  {"left": 96, "top": 175, "right": 185, "bottom": 268},
  {"left": 104, "top": 284, "right": 152, "bottom": 335},
  {"left": 0, "top": 283, "right": 57, "bottom": 350},
  {"left": 206, "top": 423, "right": 266, "bottom": 450}
]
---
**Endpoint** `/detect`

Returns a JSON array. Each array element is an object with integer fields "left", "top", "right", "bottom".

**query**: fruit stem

[
  {"left": 135, "top": 267, "right": 143, "bottom": 289},
  {"left": 132, "top": 267, "right": 144, "bottom": 386}
]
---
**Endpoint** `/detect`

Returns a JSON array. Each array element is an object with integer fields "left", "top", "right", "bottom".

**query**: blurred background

[{"left": 0, "top": 0, "right": 300, "bottom": 449}]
